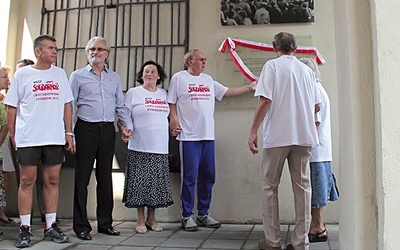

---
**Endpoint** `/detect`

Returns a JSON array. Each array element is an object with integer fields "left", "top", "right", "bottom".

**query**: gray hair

[
  {"left": 299, "top": 57, "right": 321, "bottom": 82},
  {"left": 183, "top": 49, "right": 201, "bottom": 68},
  {"left": 33, "top": 35, "right": 56, "bottom": 51},
  {"left": 85, "top": 36, "right": 111, "bottom": 53},
  {"left": 0, "top": 65, "right": 11, "bottom": 73},
  {"left": 85, "top": 36, "right": 111, "bottom": 64}
]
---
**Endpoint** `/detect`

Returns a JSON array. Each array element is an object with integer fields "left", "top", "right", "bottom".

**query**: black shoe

[
  {"left": 76, "top": 231, "right": 92, "bottom": 240},
  {"left": 15, "top": 225, "right": 32, "bottom": 248},
  {"left": 308, "top": 229, "right": 328, "bottom": 243},
  {"left": 98, "top": 227, "right": 120, "bottom": 236}
]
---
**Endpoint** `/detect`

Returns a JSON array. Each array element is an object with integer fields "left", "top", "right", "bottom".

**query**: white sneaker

[
  {"left": 196, "top": 214, "right": 221, "bottom": 228},
  {"left": 181, "top": 216, "right": 198, "bottom": 231}
]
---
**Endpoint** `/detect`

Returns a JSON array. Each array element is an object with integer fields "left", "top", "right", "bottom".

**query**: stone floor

[{"left": 0, "top": 218, "right": 339, "bottom": 249}]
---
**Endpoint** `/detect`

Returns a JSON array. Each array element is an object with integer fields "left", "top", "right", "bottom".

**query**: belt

[{"left": 77, "top": 118, "right": 114, "bottom": 127}]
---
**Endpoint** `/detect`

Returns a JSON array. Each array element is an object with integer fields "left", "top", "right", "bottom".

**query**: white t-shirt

[
  {"left": 167, "top": 70, "right": 228, "bottom": 141},
  {"left": 310, "top": 82, "right": 332, "bottom": 162},
  {"left": 4, "top": 65, "right": 73, "bottom": 148},
  {"left": 125, "top": 86, "right": 169, "bottom": 154},
  {"left": 255, "top": 55, "right": 321, "bottom": 149}
]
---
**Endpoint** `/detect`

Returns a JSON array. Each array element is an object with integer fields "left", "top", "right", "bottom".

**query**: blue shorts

[{"left": 310, "top": 161, "right": 339, "bottom": 208}]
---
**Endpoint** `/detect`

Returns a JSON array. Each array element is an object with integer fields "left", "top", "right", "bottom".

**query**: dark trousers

[{"left": 73, "top": 119, "right": 116, "bottom": 234}]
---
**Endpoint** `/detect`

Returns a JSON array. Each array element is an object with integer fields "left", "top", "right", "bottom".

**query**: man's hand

[
  {"left": 249, "top": 80, "right": 258, "bottom": 92},
  {"left": 65, "top": 135, "right": 76, "bottom": 154},
  {"left": 248, "top": 132, "right": 258, "bottom": 155},
  {"left": 170, "top": 125, "right": 182, "bottom": 137},
  {"left": 169, "top": 117, "right": 182, "bottom": 137},
  {"left": 121, "top": 127, "right": 132, "bottom": 143}
]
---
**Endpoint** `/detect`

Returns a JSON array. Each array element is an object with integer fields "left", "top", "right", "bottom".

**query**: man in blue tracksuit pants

[{"left": 167, "top": 48, "right": 256, "bottom": 231}]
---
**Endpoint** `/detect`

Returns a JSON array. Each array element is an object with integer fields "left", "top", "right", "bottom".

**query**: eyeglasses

[
  {"left": 88, "top": 47, "right": 107, "bottom": 52},
  {"left": 194, "top": 57, "right": 207, "bottom": 62}
]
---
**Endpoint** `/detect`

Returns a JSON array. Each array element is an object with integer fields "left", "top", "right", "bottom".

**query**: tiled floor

[{"left": 0, "top": 219, "right": 339, "bottom": 249}]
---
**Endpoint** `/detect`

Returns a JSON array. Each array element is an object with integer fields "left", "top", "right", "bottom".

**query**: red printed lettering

[
  {"left": 188, "top": 84, "right": 210, "bottom": 93},
  {"left": 32, "top": 81, "right": 60, "bottom": 92}
]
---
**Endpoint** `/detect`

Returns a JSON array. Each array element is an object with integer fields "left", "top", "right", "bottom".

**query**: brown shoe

[
  {"left": 258, "top": 239, "right": 281, "bottom": 250},
  {"left": 285, "top": 243, "right": 295, "bottom": 250}
]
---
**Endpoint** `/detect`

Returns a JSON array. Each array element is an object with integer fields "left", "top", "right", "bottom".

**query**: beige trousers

[{"left": 261, "top": 146, "right": 311, "bottom": 250}]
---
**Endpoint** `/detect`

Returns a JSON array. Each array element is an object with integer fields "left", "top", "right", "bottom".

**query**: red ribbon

[{"left": 218, "top": 37, "right": 326, "bottom": 82}]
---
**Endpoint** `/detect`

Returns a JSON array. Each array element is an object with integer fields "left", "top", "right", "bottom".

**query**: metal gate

[
  {"left": 40, "top": 0, "right": 188, "bottom": 171},
  {"left": 40, "top": 0, "right": 189, "bottom": 90}
]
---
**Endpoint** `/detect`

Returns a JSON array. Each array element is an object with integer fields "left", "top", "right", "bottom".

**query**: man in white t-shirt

[
  {"left": 5, "top": 35, "right": 75, "bottom": 248},
  {"left": 167, "top": 49, "right": 257, "bottom": 231},
  {"left": 248, "top": 32, "right": 321, "bottom": 250}
]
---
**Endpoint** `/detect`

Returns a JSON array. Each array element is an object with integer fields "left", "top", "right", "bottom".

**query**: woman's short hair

[
  {"left": 136, "top": 60, "right": 167, "bottom": 86},
  {"left": 0, "top": 65, "right": 11, "bottom": 73},
  {"left": 299, "top": 57, "right": 321, "bottom": 82}
]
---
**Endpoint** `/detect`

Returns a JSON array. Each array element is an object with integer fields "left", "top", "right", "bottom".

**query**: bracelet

[
  {"left": 65, "top": 132, "right": 74, "bottom": 137},
  {"left": 248, "top": 84, "right": 254, "bottom": 92}
]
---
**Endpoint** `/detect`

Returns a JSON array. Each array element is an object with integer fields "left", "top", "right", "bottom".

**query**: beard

[{"left": 88, "top": 55, "right": 105, "bottom": 65}]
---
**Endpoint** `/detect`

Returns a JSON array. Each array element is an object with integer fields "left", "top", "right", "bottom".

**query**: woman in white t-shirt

[
  {"left": 121, "top": 61, "right": 174, "bottom": 234},
  {"left": 299, "top": 58, "right": 339, "bottom": 243}
]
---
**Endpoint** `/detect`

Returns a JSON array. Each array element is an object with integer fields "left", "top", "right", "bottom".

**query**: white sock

[
  {"left": 45, "top": 213, "right": 56, "bottom": 230},
  {"left": 20, "top": 214, "right": 31, "bottom": 228}
]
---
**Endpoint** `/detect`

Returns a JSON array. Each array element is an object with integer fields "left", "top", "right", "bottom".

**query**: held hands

[
  {"left": 169, "top": 118, "right": 182, "bottom": 137},
  {"left": 121, "top": 127, "right": 132, "bottom": 143},
  {"left": 170, "top": 125, "right": 182, "bottom": 137},
  {"left": 248, "top": 132, "right": 258, "bottom": 155}
]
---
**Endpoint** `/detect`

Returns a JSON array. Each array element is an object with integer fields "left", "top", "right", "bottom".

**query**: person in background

[
  {"left": 16, "top": 59, "right": 35, "bottom": 71},
  {"left": 248, "top": 32, "right": 321, "bottom": 250},
  {"left": 0, "top": 65, "right": 11, "bottom": 235},
  {"left": 0, "top": 65, "right": 15, "bottom": 226},
  {"left": 5, "top": 34, "right": 74, "bottom": 248},
  {"left": 168, "top": 48, "right": 257, "bottom": 232},
  {"left": 121, "top": 61, "right": 174, "bottom": 234},
  {"left": 7, "top": 59, "right": 35, "bottom": 190},
  {"left": 70, "top": 36, "right": 132, "bottom": 241},
  {"left": 299, "top": 57, "right": 339, "bottom": 243}
]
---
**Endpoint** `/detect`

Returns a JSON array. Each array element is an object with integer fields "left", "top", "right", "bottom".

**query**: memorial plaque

[{"left": 220, "top": 35, "right": 314, "bottom": 108}]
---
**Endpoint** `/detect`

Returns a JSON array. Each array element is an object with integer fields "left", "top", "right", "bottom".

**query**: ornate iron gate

[{"left": 40, "top": 0, "right": 189, "bottom": 90}]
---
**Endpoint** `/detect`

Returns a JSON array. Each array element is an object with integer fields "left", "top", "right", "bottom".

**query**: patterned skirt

[
  {"left": 0, "top": 162, "right": 5, "bottom": 208},
  {"left": 122, "top": 150, "right": 174, "bottom": 208}
]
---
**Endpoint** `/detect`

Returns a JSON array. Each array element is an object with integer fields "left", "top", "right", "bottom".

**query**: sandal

[
  {"left": 145, "top": 221, "right": 163, "bottom": 232},
  {"left": 308, "top": 229, "right": 328, "bottom": 243},
  {"left": 135, "top": 226, "right": 147, "bottom": 234},
  {"left": 0, "top": 217, "right": 16, "bottom": 226}
]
